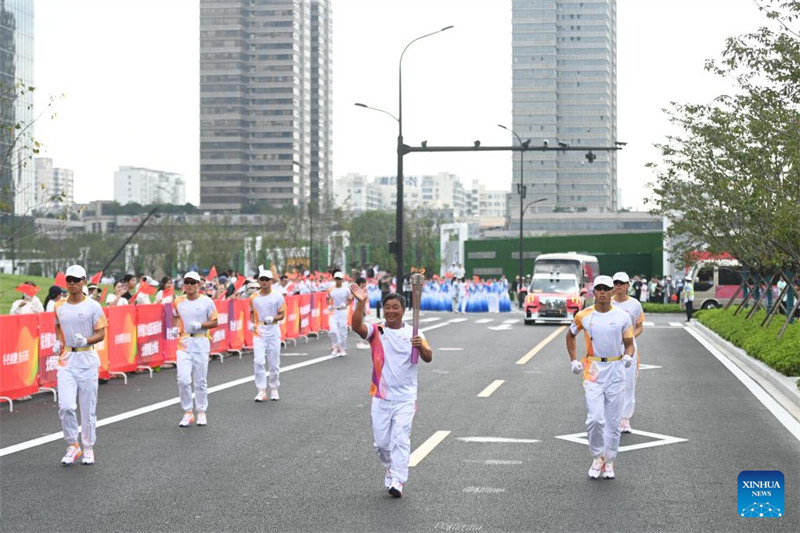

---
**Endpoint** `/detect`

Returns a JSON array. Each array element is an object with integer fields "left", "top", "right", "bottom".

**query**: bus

[
  {"left": 532, "top": 252, "right": 599, "bottom": 300},
  {"left": 523, "top": 253, "right": 599, "bottom": 324},
  {"left": 687, "top": 259, "right": 744, "bottom": 309}
]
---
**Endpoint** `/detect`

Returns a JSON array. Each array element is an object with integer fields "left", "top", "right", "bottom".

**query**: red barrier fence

[
  {"left": 0, "top": 314, "right": 39, "bottom": 405},
  {"left": 299, "top": 294, "right": 312, "bottom": 337},
  {"left": 36, "top": 312, "right": 59, "bottom": 389},
  {"left": 136, "top": 304, "right": 164, "bottom": 368},
  {"left": 210, "top": 300, "right": 229, "bottom": 355}
]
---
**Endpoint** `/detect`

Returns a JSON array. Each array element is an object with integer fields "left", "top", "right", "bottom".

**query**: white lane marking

[
  {"left": 488, "top": 324, "right": 513, "bottom": 331},
  {"left": 420, "top": 322, "right": 452, "bottom": 333},
  {"left": 643, "top": 321, "right": 655, "bottom": 326},
  {"left": 638, "top": 363, "right": 662, "bottom": 370},
  {"left": 0, "top": 354, "right": 339, "bottom": 458},
  {"left": 475, "top": 319, "right": 494, "bottom": 324},
  {"left": 431, "top": 369, "right": 450, "bottom": 374},
  {"left": 409, "top": 430, "right": 450, "bottom": 467},
  {"left": 419, "top": 317, "right": 442, "bottom": 323},
  {"left": 555, "top": 429, "right": 687, "bottom": 452},
  {"left": 686, "top": 328, "right": 800, "bottom": 442},
  {"left": 502, "top": 319, "right": 520, "bottom": 324},
  {"left": 281, "top": 353, "right": 309, "bottom": 356},
  {"left": 484, "top": 459, "right": 523, "bottom": 465},
  {"left": 477, "top": 380, "right": 505, "bottom": 398},
  {"left": 438, "top": 347, "right": 464, "bottom": 351},
  {"left": 516, "top": 326, "right": 567, "bottom": 365},
  {"left": 457, "top": 437, "right": 540, "bottom": 443},
  {"left": 447, "top": 318, "right": 468, "bottom": 323},
  {"left": 669, "top": 322, "right": 684, "bottom": 327}
]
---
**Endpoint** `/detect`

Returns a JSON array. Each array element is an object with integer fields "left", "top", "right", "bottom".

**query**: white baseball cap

[
  {"left": 612, "top": 272, "right": 630, "bottom": 284},
  {"left": 257, "top": 266, "right": 273, "bottom": 280},
  {"left": 65, "top": 265, "right": 86, "bottom": 279},
  {"left": 333, "top": 271, "right": 344, "bottom": 279},
  {"left": 183, "top": 271, "right": 201, "bottom": 282},
  {"left": 593, "top": 275, "right": 614, "bottom": 289}
]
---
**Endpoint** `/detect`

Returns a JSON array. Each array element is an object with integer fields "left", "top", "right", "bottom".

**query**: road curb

[{"left": 690, "top": 320, "right": 800, "bottom": 410}]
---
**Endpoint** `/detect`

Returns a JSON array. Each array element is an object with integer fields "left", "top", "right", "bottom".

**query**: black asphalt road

[{"left": 1, "top": 312, "right": 798, "bottom": 532}]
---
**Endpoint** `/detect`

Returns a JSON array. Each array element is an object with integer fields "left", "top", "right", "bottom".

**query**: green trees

[{"left": 646, "top": 0, "right": 800, "bottom": 273}]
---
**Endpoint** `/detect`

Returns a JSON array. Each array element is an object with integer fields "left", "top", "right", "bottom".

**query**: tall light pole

[
  {"left": 498, "top": 124, "right": 530, "bottom": 290},
  {"left": 357, "top": 25, "right": 453, "bottom": 288},
  {"left": 292, "top": 160, "right": 312, "bottom": 272}
]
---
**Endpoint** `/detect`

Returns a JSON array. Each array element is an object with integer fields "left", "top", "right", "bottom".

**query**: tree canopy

[{"left": 646, "top": 0, "right": 800, "bottom": 273}]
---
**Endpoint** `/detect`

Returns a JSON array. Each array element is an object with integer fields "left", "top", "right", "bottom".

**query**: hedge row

[
  {"left": 641, "top": 302, "right": 683, "bottom": 314},
  {"left": 697, "top": 308, "right": 800, "bottom": 379}
]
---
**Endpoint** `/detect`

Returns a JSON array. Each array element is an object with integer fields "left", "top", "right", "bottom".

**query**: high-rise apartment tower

[
  {"left": 510, "top": 0, "right": 617, "bottom": 228},
  {"left": 199, "top": 0, "right": 332, "bottom": 212}
]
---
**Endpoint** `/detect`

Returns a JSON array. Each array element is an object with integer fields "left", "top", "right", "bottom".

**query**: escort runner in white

[{"left": 249, "top": 267, "right": 286, "bottom": 402}]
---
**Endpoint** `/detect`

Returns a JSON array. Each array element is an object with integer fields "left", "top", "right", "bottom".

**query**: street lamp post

[
  {"left": 357, "top": 26, "right": 453, "bottom": 289},
  {"left": 498, "top": 124, "right": 530, "bottom": 290},
  {"left": 292, "top": 160, "right": 312, "bottom": 272}
]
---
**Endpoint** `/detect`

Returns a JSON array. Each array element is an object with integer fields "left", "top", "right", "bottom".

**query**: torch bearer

[{"left": 410, "top": 268, "right": 425, "bottom": 364}]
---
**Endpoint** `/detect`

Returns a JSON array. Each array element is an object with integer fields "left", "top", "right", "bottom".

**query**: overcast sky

[{"left": 33, "top": 0, "right": 763, "bottom": 209}]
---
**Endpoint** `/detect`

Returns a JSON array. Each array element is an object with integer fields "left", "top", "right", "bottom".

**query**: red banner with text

[
  {"left": 162, "top": 303, "right": 178, "bottom": 364},
  {"left": 36, "top": 312, "right": 59, "bottom": 389},
  {"left": 228, "top": 299, "right": 248, "bottom": 352},
  {"left": 210, "top": 300, "right": 229, "bottom": 354},
  {"left": 284, "top": 295, "right": 300, "bottom": 341},
  {"left": 136, "top": 304, "right": 164, "bottom": 368},
  {"left": 299, "top": 294, "right": 311, "bottom": 337},
  {"left": 0, "top": 314, "right": 39, "bottom": 401}
]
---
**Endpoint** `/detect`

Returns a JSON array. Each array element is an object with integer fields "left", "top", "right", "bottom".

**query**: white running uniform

[
  {"left": 173, "top": 295, "right": 218, "bottom": 413},
  {"left": 365, "top": 322, "right": 426, "bottom": 488},
  {"left": 570, "top": 306, "right": 633, "bottom": 462},
  {"left": 54, "top": 297, "right": 107, "bottom": 448},
  {"left": 250, "top": 290, "right": 286, "bottom": 391},
  {"left": 328, "top": 285, "right": 351, "bottom": 352},
  {"left": 612, "top": 297, "right": 645, "bottom": 420}
]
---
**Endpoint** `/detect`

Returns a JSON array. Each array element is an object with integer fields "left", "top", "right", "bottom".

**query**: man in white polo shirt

[
  {"left": 611, "top": 271, "right": 645, "bottom": 433},
  {"left": 54, "top": 265, "right": 107, "bottom": 466},
  {"left": 566, "top": 275, "right": 635, "bottom": 480},
  {"left": 249, "top": 267, "right": 286, "bottom": 402},
  {"left": 172, "top": 271, "right": 218, "bottom": 427}
]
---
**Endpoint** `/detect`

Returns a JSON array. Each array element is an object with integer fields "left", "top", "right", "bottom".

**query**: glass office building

[
  {"left": 0, "top": 0, "right": 34, "bottom": 216},
  {"left": 199, "top": 0, "right": 332, "bottom": 212},
  {"left": 510, "top": 0, "right": 617, "bottom": 229}
]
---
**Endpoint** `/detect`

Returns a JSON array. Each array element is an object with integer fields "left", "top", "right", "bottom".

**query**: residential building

[
  {"left": 510, "top": 0, "right": 617, "bottom": 229},
  {"left": 0, "top": 0, "right": 34, "bottom": 216},
  {"left": 34, "top": 157, "right": 74, "bottom": 206},
  {"left": 199, "top": 0, "right": 332, "bottom": 212},
  {"left": 337, "top": 173, "right": 381, "bottom": 213},
  {"left": 113, "top": 166, "right": 186, "bottom": 206}
]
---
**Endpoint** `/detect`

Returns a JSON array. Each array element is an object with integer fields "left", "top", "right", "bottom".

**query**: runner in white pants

[
  {"left": 54, "top": 264, "right": 108, "bottom": 466},
  {"left": 249, "top": 267, "right": 286, "bottom": 402},
  {"left": 611, "top": 272, "right": 645, "bottom": 433},
  {"left": 327, "top": 271, "right": 352, "bottom": 356},
  {"left": 173, "top": 271, "right": 218, "bottom": 428},
  {"left": 566, "top": 275, "right": 634, "bottom": 480},
  {"left": 349, "top": 285, "right": 433, "bottom": 498}
]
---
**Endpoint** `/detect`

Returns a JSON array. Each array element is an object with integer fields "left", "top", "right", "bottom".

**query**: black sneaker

[{"left": 388, "top": 485, "right": 403, "bottom": 498}]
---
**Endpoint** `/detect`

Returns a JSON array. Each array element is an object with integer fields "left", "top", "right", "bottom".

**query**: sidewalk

[{"left": 689, "top": 319, "right": 800, "bottom": 422}]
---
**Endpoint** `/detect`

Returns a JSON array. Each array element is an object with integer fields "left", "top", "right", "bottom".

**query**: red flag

[
  {"left": 207, "top": 266, "right": 218, "bottom": 281},
  {"left": 99, "top": 286, "right": 108, "bottom": 304},
  {"left": 162, "top": 286, "right": 174, "bottom": 298},
  {"left": 16, "top": 284, "right": 40, "bottom": 297},
  {"left": 139, "top": 282, "right": 157, "bottom": 295},
  {"left": 234, "top": 275, "right": 246, "bottom": 291},
  {"left": 90, "top": 271, "right": 103, "bottom": 284},
  {"left": 54, "top": 272, "right": 67, "bottom": 288}
]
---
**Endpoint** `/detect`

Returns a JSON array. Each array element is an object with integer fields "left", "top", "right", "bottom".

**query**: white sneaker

[
  {"left": 270, "top": 389, "right": 280, "bottom": 401},
  {"left": 254, "top": 389, "right": 267, "bottom": 402},
  {"left": 388, "top": 481, "right": 404, "bottom": 498},
  {"left": 61, "top": 444, "right": 82, "bottom": 466},
  {"left": 81, "top": 448, "right": 95, "bottom": 465},
  {"left": 620, "top": 418, "right": 632, "bottom": 433},
  {"left": 196, "top": 412, "right": 207, "bottom": 426},
  {"left": 339, "top": 350, "right": 347, "bottom": 357},
  {"left": 179, "top": 411, "right": 195, "bottom": 427},
  {"left": 330, "top": 348, "right": 339, "bottom": 356},
  {"left": 602, "top": 462, "right": 616, "bottom": 479},
  {"left": 588, "top": 457, "right": 604, "bottom": 479}
]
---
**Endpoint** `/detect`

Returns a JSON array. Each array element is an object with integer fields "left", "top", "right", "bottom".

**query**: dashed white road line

[
  {"left": 477, "top": 379, "right": 505, "bottom": 398},
  {"left": 475, "top": 319, "right": 494, "bottom": 324},
  {"left": 516, "top": 326, "right": 567, "bottom": 365},
  {"left": 409, "top": 430, "right": 451, "bottom": 467},
  {"left": 502, "top": 319, "right": 520, "bottom": 324},
  {"left": 669, "top": 322, "right": 685, "bottom": 327},
  {"left": 447, "top": 317, "right": 468, "bottom": 323}
]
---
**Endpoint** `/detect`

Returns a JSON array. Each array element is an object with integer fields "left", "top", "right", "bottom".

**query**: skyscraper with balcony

[
  {"left": 510, "top": 0, "right": 617, "bottom": 229},
  {"left": 199, "top": 0, "right": 332, "bottom": 212}
]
